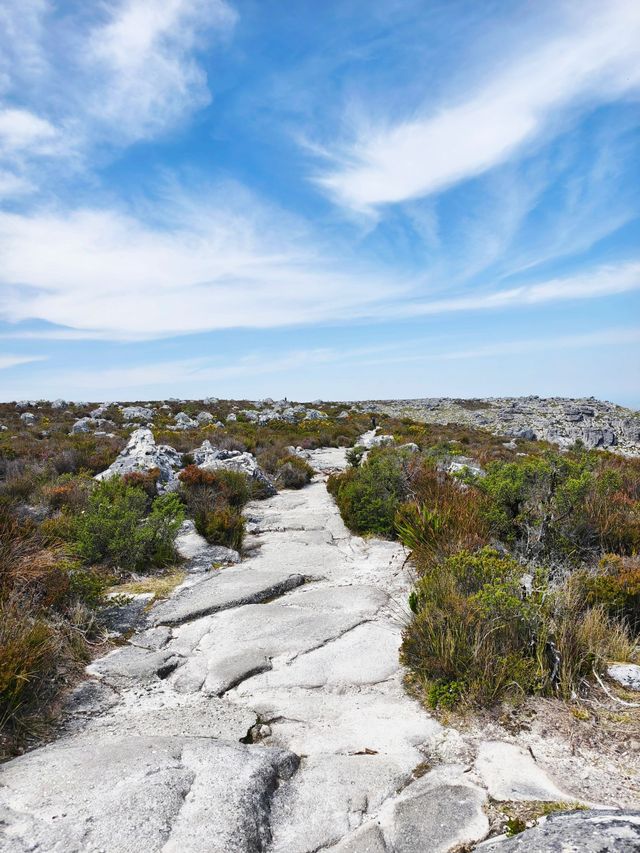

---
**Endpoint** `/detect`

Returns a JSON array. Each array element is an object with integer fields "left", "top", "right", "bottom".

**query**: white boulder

[
  {"left": 121, "top": 405, "right": 154, "bottom": 422},
  {"left": 192, "top": 440, "right": 276, "bottom": 496},
  {"left": 95, "top": 428, "right": 182, "bottom": 492},
  {"left": 608, "top": 663, "right": 640, "bottom": 691}
]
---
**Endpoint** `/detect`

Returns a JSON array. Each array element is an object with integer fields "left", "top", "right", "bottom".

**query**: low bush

[
  {"left": 198, "top": 506, "right": 244, "bottom": 550},
  {"left": 579, "top": 554, "right": 640, "bottom": 632},
  {"left": 472, "top": 451, "right": 640, "bottom": 564},
  {"left": 275, "top": 455, "right": 314, "bottom": 489},
  {"left": 402, "top": 548, "right": 635, "bottom": 708},
  {"left": 179, "top": 465, "right": 251, "bottom": 507},
  {"left": 122, "top": 467, "right": 161, "bottom": 499},
  {"left": 256, "top": 444, "right": 313, "bottom": 490},
  {"left": 328, "top": 448, "right": 410, "bottom": 537},
  {"left": 345, "top": 446, "right": 366, "bottom": 468},
  {"left": 0, "top": 600, "right": 61, "bottom": 747},
  {"left": 0, "top": 507, "right": 106, "bottom": 755},
  {"left": 43, "top": 473, "right": 93, "bottom": 512},
  {"left": 74, "top": 477, "right": 184, "bottom": 570}
]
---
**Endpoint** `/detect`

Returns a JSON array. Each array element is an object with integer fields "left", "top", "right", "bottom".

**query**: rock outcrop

[
  {"left": 478, "top": 809, "right": 640, "bottom": 851},
  {"left": 193, "top": 440, "right": 276, "bottom": 496},
  {"left": 353, "top": 396, "right": 640, "bottom": 455},
  {"left": 95, "top": 428, "right": 182, "bottom": 492}
]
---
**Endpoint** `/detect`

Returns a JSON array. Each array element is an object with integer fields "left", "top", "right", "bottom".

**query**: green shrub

[
  {"left": 580, "top": 555, "right": 640, "bottom": 631},
  {"left": 74, "top": 478, "right": 184, "bottom": 570},
  {"left": 198, "top": 506, "right": 244, "bottom": 551},
  {"left": 0, "top": 601, "right": 60, "bottom": 746},
  {"left": 345, "top": 446, "right": 366, "bottom": 468},
  {"left": 474, "top": 451, "right": 640, "bottom": 563},
  {"left": 328, "top": 448, "right": 409, "bottom": 537},
  {"left": 275, "top": 455, "right": 314, "bottom": 489},
  {"left": 402, "top": 548, "right": 635, "bottom": 708}
]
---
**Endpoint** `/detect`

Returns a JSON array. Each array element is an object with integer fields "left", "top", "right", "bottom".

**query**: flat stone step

[{"left": 150, "top": 567, "right": 307, "bottom": 626}]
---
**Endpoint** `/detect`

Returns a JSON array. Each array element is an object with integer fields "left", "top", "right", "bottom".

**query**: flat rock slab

[
  {"left": 383, "top": 775, "right": 489, "bottom": 853},
  {"left": 0, "top": 735, "right": 298, "bottom": 853},
  {"left": 270, "top": 754, "right": 408, "bottom": 853},
  {"left": 233, "top": 621, "right": 400, "bottom": 691},
  {"left": 608, "top": 663, "right": 640, "bottom": 691},
  {"left": 478, "top": 809, "right": 640, "bottom": 851},
  {"left": 78, "top": 684, "right": 257, "bottom": 741},
  {"left": 242, "top": 683, "right": 440, "bottom": 759},
  {"left": 87, "top": 643, "right": 182, "bottom": 686},
  {"left": 170, "top": 600, "right": 372, "bottom": 696},
  {"left": 150, "top": 567, "right": 307, "bottom": 626},
  {"left": 475, "top": 741, "right": 574, "bottom": 802}
]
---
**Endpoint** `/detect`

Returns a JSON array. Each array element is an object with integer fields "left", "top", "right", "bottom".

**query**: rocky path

[{"left": 1, "top": 448, "right": 639, "bottom": 852}]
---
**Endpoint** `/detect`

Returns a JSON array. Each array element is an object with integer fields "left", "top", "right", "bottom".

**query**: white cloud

[
  {"left": 83, "top": 0, "right": 236, "bottom": 144},
  {"left": 317, "top": 0, "right": 640, "bottom": 210},
  {"left": 0, "top": 0, "right": 236, "bottom": 196},
  {"left": 439, "top": 327, "right": 640, "bottom": 361},
  {"left": 379, "top": 261, "right": 640, "bottom": 320},
  {"left": 0, "top": 108, "right": 57, "bottom": 153},
  {"left": 0, "top": 354, "right": 46, "bottom": 370},
  {"left": 0, "top": 190, "right": 404, "bottom": 338}
]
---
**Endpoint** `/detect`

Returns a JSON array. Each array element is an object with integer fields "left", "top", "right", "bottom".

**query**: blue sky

[{"left": 0, "top": 0, "right": 639, "bottom": 404}]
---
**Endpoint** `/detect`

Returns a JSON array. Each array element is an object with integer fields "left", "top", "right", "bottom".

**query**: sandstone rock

[
  {"left": 174, "top": 519, "right": 240, "bottom": 570},
  {"left": 196, "top": 410, "right": 214, "bottom": 425},
  {"left": 192, "top": 440, "right": 276, "bottom": 496},
  {"left": 475, "top": 741, "right": 573, "bottom": 802},
  {"left": 20, "top": 411, "right": 36, "bottom": 425},
  {"left": 304, "top": 409, "right": 328, "bottom": 420},
  {"left": 70, "top": 416, "right": 94, "bottom": 434},
  {"left": 101, "top": 593, "right": 153, "bottom": 636},
  {"left": 150, "top": 566, "right": 307, "bottom": 626},
  {"left": 608, "top": 663, "right": 640, "bottom": 691},
  {"left": 514, "top": 427, "right": 537, "bottom": 441},
  {"left": 0, "top": 734, "right": 299, "bottom": 853},
  {"left": 441, "top": 455, "right": 485, "bottom": 477},
  {"left": 121, "top": 405, "right": 154, "bottom": 421},
  {"left": 173, "top": 411, "right": 198, "bottom": 429},
  {"left": 381, "top": 769, "right": 489, "bottom": 853},
  {"left": 51, "top": 398, "right": 67, "bottom": 409},
  {"left": 95, "top": 428, "right": 182, "bottom": 492},
  {"left": 477, "top": 809, "right": 640, "bottom": 851},
  {"left": 359, "top": 430, "right": 394, "bottom": 449}
]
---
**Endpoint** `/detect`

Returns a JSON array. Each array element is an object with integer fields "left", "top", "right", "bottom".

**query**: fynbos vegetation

[{"left": 328, "top": 433, "right": 640, "bottom": 709}]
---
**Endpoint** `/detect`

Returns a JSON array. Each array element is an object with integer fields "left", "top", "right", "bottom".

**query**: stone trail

[{"left": 1, "top": 446, "right": 638, "bottom": 852}]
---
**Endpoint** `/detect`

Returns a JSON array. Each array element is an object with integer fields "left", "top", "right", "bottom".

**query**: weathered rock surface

[
  {"left": 477, "top": 809, "right": 640, "bottom": 851},
  {"left": 121, "top": 404, "right": 154, "bottom": 421},
  {"left": 174, "top": 519, "right": 240, "bottom": 570},
  {"left": 173, "top": 411, "right": 199, "bottom": 429},
  {"left": 192, "top": 440, "right": 276, "bottom": 495},
  {"left": 353, "top": 396, "right": 640, "bottom": 455},
  {"left": 149, "top": 565, "right": 307, "bottom": 626},
  {"left": 95, "top": 427, "right": 182, "bottom": 492},
  {"left": 475, "top": 741, "right": 574, "bottom": 802},
  {"left": 608, "top": 663, "right": 640, "bottom": 691},
  {"left": 0, "top": 735, "right": 299, "bottom": 853}
]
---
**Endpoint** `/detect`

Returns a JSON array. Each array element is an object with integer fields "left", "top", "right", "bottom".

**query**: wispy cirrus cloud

[
  {"left": 83, "top": 0, "right": 236, "bottom": 146},
  {"left": 0, "top": 185, "right": 406, "bottom": 339},
  {"left": 379, "top": 261, "right": 640, "bottom": 320},
  {"left": 316, "top": 0, "right": 640, "bottom": 211},
  {"left": 0, "top": 354, "right": 47, "bottom": 370},
  {"left": 0, "top": 0, "right": 236, "bottom": 197}
]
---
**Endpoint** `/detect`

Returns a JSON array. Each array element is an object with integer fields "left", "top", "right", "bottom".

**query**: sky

[{"left": 0, "top": 0, "right": 639, "bottom": 405}]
